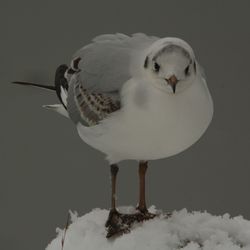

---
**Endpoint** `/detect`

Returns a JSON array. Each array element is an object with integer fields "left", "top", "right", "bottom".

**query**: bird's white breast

[{"left": 77, "top": 76, "right": 213, "bottom": 164}]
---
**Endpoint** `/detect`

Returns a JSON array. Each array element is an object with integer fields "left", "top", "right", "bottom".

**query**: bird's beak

[{"left": 165, "top": 75, "right": 178, "bottom": 94}]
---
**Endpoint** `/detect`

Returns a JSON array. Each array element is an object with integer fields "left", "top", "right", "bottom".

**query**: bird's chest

[{"left": 104, "top": 80, "right": 213, "bottom": 160}]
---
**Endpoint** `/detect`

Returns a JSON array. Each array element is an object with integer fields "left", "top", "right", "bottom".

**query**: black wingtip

[
  {"left": 12, "top": 81, "right": 56, "bottom": 91},
  {"left": 12, "top": 81, "right": 29, "bottom": 85}
]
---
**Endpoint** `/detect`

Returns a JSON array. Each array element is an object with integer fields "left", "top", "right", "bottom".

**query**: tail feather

[
  {"left": 12, "top": 64, "right": 70, "bottom": 111},
  {"left": 43, "top": 104, "right": 69, "bottom": 118},
  {"left": 54, "top": 64, "right": 69, "bottom": 109},
  {"left": 12, "top": 81, "right": 56, "bottom": 91}
]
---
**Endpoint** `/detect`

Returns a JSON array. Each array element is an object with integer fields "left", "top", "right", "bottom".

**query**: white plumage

[
  {"left": 76, "top": 71, "right": 213, "bottom": 163},
  {"left": 62, "top": 33, "right": 214, "bottom": 164}
]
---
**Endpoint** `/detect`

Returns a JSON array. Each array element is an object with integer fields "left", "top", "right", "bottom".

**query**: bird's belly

[{"left": 77, "top": 81, "right": 213, "bottom": 163}]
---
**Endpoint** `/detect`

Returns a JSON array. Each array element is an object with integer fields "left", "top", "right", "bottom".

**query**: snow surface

[{"left": 46, "top": 206, "right": 250, "bottom": 250}]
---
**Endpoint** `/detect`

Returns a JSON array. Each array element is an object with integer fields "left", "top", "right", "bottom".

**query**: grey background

[{"left": 1, "top": 1, "right": 250, "bottom": 249}]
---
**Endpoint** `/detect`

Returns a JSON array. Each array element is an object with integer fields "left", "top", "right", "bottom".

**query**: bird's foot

[
  {"left": 136, "top": 206, "right": 172, "bottom": 219},
  {"left": 105, "top": 209, "right": 130, "bottom": 238},
  {"left": 105, "top": 208, "right": 163, "bottom": 238},
  {"left": 135, "top": 207, "right": 158, "bottom": 221}
]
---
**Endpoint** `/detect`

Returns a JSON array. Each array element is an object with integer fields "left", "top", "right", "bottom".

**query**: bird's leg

[
  {"left": 106, "top": 164, "right": 119, "bottom": 217},
  {"left": 137, "top": 161, "right": 148, "bottom": 213},
  {"left": 105, "top": 162, "right": 157, "bottom": 238},
  {"left": 136, "top": 161, "right": 156, "bottom": 219},
  {"left": 110, "top": 164, "right": 119, "bottom": 211},
  {"left": 106, "top": 164, "right": 130, "bottom": 237}
]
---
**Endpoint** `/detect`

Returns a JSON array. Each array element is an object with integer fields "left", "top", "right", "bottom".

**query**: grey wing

[
  {"left": 73, "top": 33, "right": 159, "bottom": 92},
  {"left": 66, "top": 33, "right": 159, "bottom": 126}
]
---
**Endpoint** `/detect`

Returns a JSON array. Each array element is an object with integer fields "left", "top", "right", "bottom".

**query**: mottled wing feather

[{"left": 67, "top": 74, "right": 120, "bottom": 126}]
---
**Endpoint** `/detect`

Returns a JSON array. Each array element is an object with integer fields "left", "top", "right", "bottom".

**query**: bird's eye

[
  {"left": 153, "top": 62, "right": 160, "bottom": 72},
  {"left": 184, "top": 65, "right": 190, "bottom": 76}
]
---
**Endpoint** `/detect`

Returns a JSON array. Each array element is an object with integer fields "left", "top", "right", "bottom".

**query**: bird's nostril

[{"left": 166, "top": 75, "right": 178, "bottom": 85}]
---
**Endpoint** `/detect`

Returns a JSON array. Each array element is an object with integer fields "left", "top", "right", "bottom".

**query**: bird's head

[{"left": 143, "top": 38, "right": 197, "bottom": 94}]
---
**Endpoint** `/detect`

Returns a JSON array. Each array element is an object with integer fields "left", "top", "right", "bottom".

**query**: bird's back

[
  {"left": 72, "top": 33, "right": 159, "bottom": 93},
  {"left": 64, "top": 33, "right": 159, "bottom": 126}
]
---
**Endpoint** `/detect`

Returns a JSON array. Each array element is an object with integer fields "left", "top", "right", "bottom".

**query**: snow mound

[{"left": 46, "top": 206, "right": 250, "bottom": 250}]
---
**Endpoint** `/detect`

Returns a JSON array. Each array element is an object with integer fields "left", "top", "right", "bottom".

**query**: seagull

[{"left": 13, "top": 33, "right": 213, "bottom": 237}]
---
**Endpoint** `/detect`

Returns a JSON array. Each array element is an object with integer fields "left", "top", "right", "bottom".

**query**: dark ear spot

[
  {"left": 194, "top": 61, "right": 196, "bottom": 73},
  {"left": 144, "top": 56, "right": 149, "bottom": 68}
]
